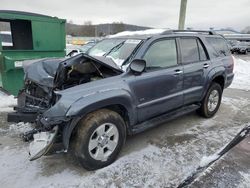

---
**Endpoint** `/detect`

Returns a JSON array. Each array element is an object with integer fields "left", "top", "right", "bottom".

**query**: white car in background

[{"left": 66, "top": 41, "right": 97, "bottom": 57}]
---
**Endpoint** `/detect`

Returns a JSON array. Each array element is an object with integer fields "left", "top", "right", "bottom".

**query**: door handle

[
  {"left": 203, "top": 63, "right": 210, "bottom": 68},
  {"left": 174, "top": 69, "right": 183, "bottom": 75}
]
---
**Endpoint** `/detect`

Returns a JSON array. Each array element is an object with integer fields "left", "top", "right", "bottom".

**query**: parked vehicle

[
  {"left": 8, "top": 30, "right": 234, "bottom": 170},
  {"left": 230, "top": 41, "right": 249, "bottom": 54},
  {"left": 66, "top": 41, "right": 98, "bottom": 57}
]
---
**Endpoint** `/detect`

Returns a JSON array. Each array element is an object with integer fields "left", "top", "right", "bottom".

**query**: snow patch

[
  {"left": 199, "top": 154, "right": 220, "bottom": 167},
  {"left": 8, "top": 122, "right": 33, "bottom": 135},
  {"left": 0, "top": 92, "right": 17, "bottom": 112},
  {"left": 222, "top": 96, "right": 250, "bottom": 112},
  {"left": 230, "top": 57, "right": 250, "bottom": 90},
  {"left": 240, "top": 130, "right": 247, "bottom": 137},
  {"left": 108, "top": 28, "right": 167, "bottom": 38},
  {"left": 238, "top": 172, "right": 250, "bottom": 188}
]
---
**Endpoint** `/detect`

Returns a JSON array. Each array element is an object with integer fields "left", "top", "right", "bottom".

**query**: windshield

[{"left": 88, "top": 38, "right": 142, "bottom": 69}]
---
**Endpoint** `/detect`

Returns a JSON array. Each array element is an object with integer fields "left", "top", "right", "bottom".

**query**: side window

[
  {"left": 144, "top": 39, "right": 177, "bottom": 69},
  {"left": 206, "top": 37, "right": 230, "bottom": 57},
  {"left": 180, "top": 38, "right": 199, "bottom": 64},
  {"left": 197, "top": 40, "right": 208, "bottom": 61}
]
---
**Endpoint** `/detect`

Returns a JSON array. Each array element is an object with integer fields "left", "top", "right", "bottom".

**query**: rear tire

[
  {"left": 197, "top": 82, "right": 222, "bottom": 118},
  {"left": 71, "top": 109, "right": 126, "bottom": 170}
]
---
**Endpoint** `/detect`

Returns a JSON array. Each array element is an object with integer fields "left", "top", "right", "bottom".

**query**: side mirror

[{"left": 130, "top": 59, "right": 146, "bottom": 74}]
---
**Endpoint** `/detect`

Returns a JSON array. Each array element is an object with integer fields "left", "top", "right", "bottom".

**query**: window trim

[
  {"left": 197, "top": 38, "right": 209, "bottom": 61},
  {"left": 142, "top": 37, "right": 180, "bottom": 71}
]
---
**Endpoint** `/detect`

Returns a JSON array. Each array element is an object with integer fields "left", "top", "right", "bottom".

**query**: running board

[{"left": 131, "top": 104, "right": 200, "bottom": 134}]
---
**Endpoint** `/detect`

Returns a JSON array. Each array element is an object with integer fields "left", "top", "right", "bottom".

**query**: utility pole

[{"left": 178, "top": 0, "right": 188, "bottom": 30}]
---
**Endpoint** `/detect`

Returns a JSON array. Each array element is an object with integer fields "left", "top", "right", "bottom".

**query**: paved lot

[
  {"left": 0, "top": 87, "right": 250, "bottom": 188},
  {"left": 0, "top": 55, "right": 249, "bottom": 187},
  {"left": 190, "top": 134, "right": 250, "bottom": 188},
  {"left": 235, "top": 53, "right": 250, "bottom": 61}
]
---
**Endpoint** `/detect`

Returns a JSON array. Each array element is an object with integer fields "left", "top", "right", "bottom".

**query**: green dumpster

[{"left": 0, "top": 10, "right": 66, "bottom": 96}]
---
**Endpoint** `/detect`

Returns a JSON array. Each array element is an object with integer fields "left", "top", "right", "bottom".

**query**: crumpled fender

[
  {"left": 66, "top": 88, "right": 136, "bottom": 124},
  {"left": 62, "top": 88, "right": 137, "bottom": 150}
]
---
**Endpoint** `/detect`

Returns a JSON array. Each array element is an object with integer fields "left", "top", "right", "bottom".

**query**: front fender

[
  {"left": 66, "top": 88, "right": 136, "bottom": 124},
  {"left": 62, "top": 89, "right": 137, "bottom": 150}
]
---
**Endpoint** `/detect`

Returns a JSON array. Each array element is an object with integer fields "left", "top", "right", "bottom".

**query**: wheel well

[
  {"left": 212, "top": 76, "right": 225, "bottom": 89},
  {"left": 105, "top": 104, "right": 130, "bottom": 129},
  {"left": 69, "top": 104, "right": 130, "bottom": 148}
]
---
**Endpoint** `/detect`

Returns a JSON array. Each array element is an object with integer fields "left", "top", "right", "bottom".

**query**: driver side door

[{"left": 128, "top": 38, "right": 184, "bottom": 122}]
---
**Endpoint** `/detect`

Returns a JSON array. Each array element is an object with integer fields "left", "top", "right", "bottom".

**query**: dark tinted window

[
  {"left": 206, "top": 37, "right": 230, "bottom": 57},
  {"left": 144, "top": 39, "right": 177, "bottom": 69},
  {"left": 0, "top": 20, "right": 33, "bottom": 50},
  {"left": 180, "top": 38, "right": 199, "bottom": 63},
  {"left": 197, "top": 40, "right": 208, "bottom": 61}
]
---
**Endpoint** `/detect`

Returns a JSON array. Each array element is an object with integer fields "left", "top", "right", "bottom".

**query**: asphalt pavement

[{"left": 0, "top": 87, "right": 250, "bottom": 187}]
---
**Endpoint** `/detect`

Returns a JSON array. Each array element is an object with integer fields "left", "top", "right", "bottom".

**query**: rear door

[
  {"left": 128, "top": 38, "right": 184, "bottom": 122},
  {"left": 179, "top": 37, "right": 210, "bottom": 105}
]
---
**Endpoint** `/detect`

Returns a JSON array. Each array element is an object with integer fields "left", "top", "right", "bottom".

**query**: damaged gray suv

[{"left": 8, "top": 30, "right": 234, "bottom": 170}]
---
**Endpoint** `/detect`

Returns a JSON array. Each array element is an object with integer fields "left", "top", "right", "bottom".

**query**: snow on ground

[
  {"left": 238, "top": 172, "right": 250, "bottom": 188},
  {"left": 108, "top": 28, "right": 167, "bottom": 38},
  {"left": 230, "top": 57, "right": 250, "bottom": 90},
  {"left": 0, "top": 56, "right": 250, "bottom": 187},
  {"left": 0, "top": 92, "right": 249, "bottom": 187},
  {"left": 222, "top": 96, "right": 250, "bottom": 112},
  {"left": 199, "top": 153, "right": 220, "bottom": 168},
  {"left": 0, "top": 91, "right": 17, "bottom": 112}
]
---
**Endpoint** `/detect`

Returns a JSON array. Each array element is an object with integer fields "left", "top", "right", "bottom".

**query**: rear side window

[
  {"left": 179, "top": 38, "right": 199, "bottom": 63},
  {"left": 206, "top": 37, "right": 230, "bottom": 57},
  {"left": 144, "top": 39, "right": 177, "bottom": 69}
]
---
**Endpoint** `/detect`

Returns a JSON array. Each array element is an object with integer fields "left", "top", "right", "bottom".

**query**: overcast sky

[{"left": 1, "top": 0, "right": 250, "bottom": 31}]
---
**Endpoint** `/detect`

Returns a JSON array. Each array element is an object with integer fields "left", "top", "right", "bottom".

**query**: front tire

[
  {"left": 72, "top": 109, "right": 126, "bottom": 170},
  {"left": 198, "top": 82, "right": 222, "bottom": 118}
]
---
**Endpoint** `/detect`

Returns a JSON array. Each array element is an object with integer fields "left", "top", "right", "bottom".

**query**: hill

[{"left": 66, "top": 22, "right": 151, "bottom": 37}]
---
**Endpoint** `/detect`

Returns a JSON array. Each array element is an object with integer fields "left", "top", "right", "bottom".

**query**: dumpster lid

[{"left": 0, "top": 10, "right": 57, "bottom": 19}]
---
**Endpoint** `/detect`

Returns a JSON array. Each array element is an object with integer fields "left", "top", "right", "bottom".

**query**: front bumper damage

[
  {"left": 26, "top": 115, "right": 70, "bottom": 160},
  {"left": 29, "top": 125, "right": 59, "bottom": 161},
  {"left": 7, "top": 90, "right": 66, "bottom": 161},
  {"left": 7, "top": 90, "right": 49, "bottom": 123},
  {"left": 7, "top": 111, "right": 37, "bottom": 123}
]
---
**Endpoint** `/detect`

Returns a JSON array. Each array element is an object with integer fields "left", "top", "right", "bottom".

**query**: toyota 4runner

[{"left": 7, "top": 30, "right": 234, "bottom": 170}]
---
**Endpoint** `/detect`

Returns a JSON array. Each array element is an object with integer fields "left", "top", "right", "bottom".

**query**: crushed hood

[
  {"left": 23, "top": 54, "right": 123, "bottom": 88},
  {"left": 23, "top": 58, "right": 66, "bottom": 88}
]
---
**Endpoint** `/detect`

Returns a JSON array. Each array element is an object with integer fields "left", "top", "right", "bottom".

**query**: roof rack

[{"left": 161, "top": 30, "right": 216, "bottom": 35}]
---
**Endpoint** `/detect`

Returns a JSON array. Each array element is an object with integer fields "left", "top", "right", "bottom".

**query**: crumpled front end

[
  {"left": 29, "top": 125, "right": 59, "bottom": 161},
  {"left": 7, "top": 58, "right": 64, "bottom": 123},
  {"left": 7, "top": 82, "right": 53, "bottom": 123},
  {"left": 7, "top": 53, "right": 123, "bottom": 161}
]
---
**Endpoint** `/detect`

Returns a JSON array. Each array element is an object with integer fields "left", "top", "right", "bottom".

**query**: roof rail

[{"left": 161, "top": 30, "right": 216, "bottom": 35}]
